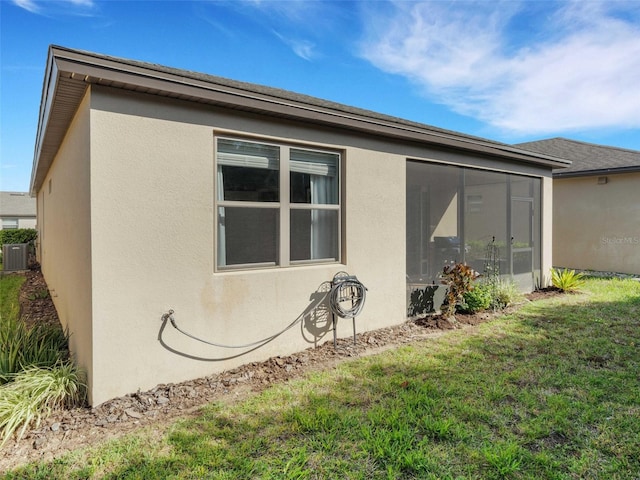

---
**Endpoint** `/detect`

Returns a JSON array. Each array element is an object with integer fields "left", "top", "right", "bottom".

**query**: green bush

[
  {"left": 0, "top": 362, "right": 86, "bottom": 446},
  {"left": 551, "top": 268, "right": 585, "bottom": 292},
  {"left": 0, "top": 315, "right": 69, "bottom": 385},
  {"left": 0, "top": 228, "right": 38, "bottom": 248},
  {"left": 459, "top": 282, "right": 492, "bottom": 314}
]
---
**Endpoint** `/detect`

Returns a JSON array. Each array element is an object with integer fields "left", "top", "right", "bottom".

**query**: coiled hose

[{"left": 329, "top": 273, "right": 367, "bottom": 319}]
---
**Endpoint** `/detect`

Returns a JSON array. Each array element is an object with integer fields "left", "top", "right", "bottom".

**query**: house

[
  {"left": 0, "top": 191, "right": 36, "bottom": 230},
  {"left": 517, "top": 138, "right": 640, "bottom": 275},
  {"left": 30, "top": 46, "right": 569, "bottom": 405}
]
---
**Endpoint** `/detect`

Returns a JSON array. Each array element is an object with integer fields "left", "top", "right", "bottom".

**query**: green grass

[
  {"left": 0, "top": 274, "right": 69, "bottom": 384},
  {"left": 0, "top": 274, "right": 78, "bottom": 447},
  {"left": 0, "top": 274, "right": 69, "bottom": 385},
  {"left": 0, "top": 275, "right": 25, "bottom": 323},
  {"left": 4, "top": 278, "right": 640, "bottom": 479}
]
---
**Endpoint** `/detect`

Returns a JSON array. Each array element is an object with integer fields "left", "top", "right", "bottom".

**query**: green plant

[
  {"left": 5, "top": 278, "right": 640, "bottom": 478},
  {"left": 0, "top": 228, "right": 38, "bottom": 248},
  {"left": 441, "top": 263, "right": 480, "bottom": 317},
  {"left": 0, "top": 362, "right": 86, "bottom": 446},
  {"left": 459, "top": 282, "right": 492, "bottom": 313},
  {"left": 27, "top": 288, "right": 49, "bottom": 301},
  {"left": 0, "top": 275, "right": 25, "bottom": 321},
  {"left": 0, "top": 315, "right": 69, "bottom": 384},
  {"left": 493, "top": 279, "right": 523, "bottom": 309},
  {"left": 551, "top": 267, "right": 586, "bottom": 292}
]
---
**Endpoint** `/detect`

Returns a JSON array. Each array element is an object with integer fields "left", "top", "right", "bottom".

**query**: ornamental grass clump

[
  {"left": 0, "top": 315, "right": 69, "bottom": 384},
  {"left": 0, "top": 362, "right": 86, "bottom": 446},
  {"left": 551, "top": 268, "right": 586, "bottom": 292}
]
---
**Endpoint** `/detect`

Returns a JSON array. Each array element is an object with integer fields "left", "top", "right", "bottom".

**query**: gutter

[{"left": 553, "top": 165, "right": 640, "bottom": 178}]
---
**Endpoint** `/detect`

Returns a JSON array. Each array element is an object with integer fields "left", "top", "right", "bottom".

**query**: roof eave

[
  {"left": 30, "top": 46, "right": 570, "bottom": 195},
  {"left": 553, "top": 165, "right": 640, "bottom": 178},
  {"left": 30, "top": 48, "right": 58, "bottom": 196}
]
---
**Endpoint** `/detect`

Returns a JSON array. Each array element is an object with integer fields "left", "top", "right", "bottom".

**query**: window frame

[{"left": 214, "top": 134, "right": 342, "bottom": 271}]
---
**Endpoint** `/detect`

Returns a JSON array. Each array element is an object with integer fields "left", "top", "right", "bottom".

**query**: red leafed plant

[{"left": 441, "top": 263, "right": 480, "bottom": 318}]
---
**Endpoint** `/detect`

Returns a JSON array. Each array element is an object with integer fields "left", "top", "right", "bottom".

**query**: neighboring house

[
  {"left": 0, "top": 191, "right": 36, "bottom": 230},
  {"left": 517, "top": 138, "right": 640, "bottom": 276},
  {"left": 30, "top": 46, "right": 569, "bottom": 405}
]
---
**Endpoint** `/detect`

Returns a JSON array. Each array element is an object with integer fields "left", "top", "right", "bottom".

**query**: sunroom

[{"left": 406, "top": 160, "right": 542, "bottom": 314}]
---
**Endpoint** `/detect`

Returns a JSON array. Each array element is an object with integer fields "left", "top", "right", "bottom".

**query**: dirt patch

[
  {"left": 524, "top": 286, "right": 563, "bottom": 302},
  {"left": 18, "top": 267, "right": 60, "bottom": 329},
  {"left": 0, "top": 269, "right": 561, "bottom": 472}
]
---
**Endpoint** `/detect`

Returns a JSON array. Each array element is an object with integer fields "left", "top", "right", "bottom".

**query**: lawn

[
  {"left": 3, "top": 278, "right": 640, "bottom": 479},
  {"left": 0, "top": 274, "right": 24, "bottom": 323}
]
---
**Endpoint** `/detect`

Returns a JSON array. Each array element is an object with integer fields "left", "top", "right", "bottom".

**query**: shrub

[
  {"left": 459, "top": 282, "right": 492, "bottom": 314},
  {"left": 551, "top": 268, "right": 585, "bottom": 292},
  {"left": 0, "top": 228, "right": 38, "bottom": 248},
  {"left": 0, "top": 362, "right": 86, "bottom": 445},
  {"left": 441, "top": 263, "right": 480, "bottom": 317},
  {"left": 0, "top": 315, "right": 69, "bottom": 384},
  {"left": 493, "top": 280, "right": 523, "bottom": 309}
]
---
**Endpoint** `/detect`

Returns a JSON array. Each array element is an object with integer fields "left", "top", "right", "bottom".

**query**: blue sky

[{"left": 2, "top": 0, "right": 640, "bottom": 191}]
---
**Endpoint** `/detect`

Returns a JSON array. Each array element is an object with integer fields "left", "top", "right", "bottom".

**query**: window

[
  {"left": 2, "top": 218, "right": 19, "bottom": 230},
  {"left": 216, "top": 137, "right": 340, "bottom": 269}
]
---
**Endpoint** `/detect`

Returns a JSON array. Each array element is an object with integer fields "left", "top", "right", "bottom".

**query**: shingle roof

[
  {"left": 90, "top": 49, "right": 505, "bottom": 147},
  {"left": 516, "top": 138, "right": 640, "bottom": 177},
  {"left": 0, "top": 191, "right": 36, "bottom": 217},
  {"left": 31, "top": 46, "right": 571, "bottom": 194}
]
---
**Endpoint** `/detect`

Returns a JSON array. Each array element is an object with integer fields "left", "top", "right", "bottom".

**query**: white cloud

[
  {"left": 272, "top": 31, "right": 316, "bottom": 61},
  {"left": 12, "top": 0, "right": 95, "bottom": 15},
  {"left": 230, "top": 0, "right": 341, "bottom": 60},
  {"left": 12, "top": 0, "right": 41, "bottom": 13},
  {"left": 360, "top": 1, "right": 640, "bottom": 134}
]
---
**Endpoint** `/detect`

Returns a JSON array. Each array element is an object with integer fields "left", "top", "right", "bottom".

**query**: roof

[
  {"left": 30, "top": 45, "right": 571, "bottom": 194},
  {"left": 0, "top": 191, "right": 36, "bottom": 217},
  {"left": 516, "top": 138, "right": 640, "bottom": 178}
]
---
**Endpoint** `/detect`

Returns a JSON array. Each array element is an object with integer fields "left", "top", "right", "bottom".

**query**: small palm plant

[{"left": 551, "top": 268, "right": 586, "bottom": 292}]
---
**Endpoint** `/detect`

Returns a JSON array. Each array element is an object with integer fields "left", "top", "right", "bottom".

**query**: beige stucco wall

[
  {"left": 38, "top": 84, "right": 554, "bottom": 405},
  {"left": 36, "top": 90, "right": 93, "bottom": 390},
  {"left": 86, "top": 86, "right": 407, "bottom": 404},
  {"left": 554, "top": 173, "right": 640, "bottom": 275}
]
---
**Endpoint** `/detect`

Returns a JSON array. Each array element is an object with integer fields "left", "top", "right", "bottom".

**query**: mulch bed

[{"left": 1, "top": 268, "right": 564, "bottom": 472}]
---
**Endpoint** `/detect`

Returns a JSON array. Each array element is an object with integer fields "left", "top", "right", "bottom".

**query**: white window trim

[{"left": 215, "top": 136, "right": 342, "bottom": 271}]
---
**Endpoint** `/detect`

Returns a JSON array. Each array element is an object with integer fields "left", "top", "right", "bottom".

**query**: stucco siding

[
  {"left": 33, "top": 85, "right": 555, "bottom": 405},
  {"left": 554, "top": 173, "right": 640, "bottom": 275},
  {"left": 86, "top": 87, "right": 407, "bottom": 404},
  {"left": 37, "top": 90, "right": 93, "bottom": 391}
]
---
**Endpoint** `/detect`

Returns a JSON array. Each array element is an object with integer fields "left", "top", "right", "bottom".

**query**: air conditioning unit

[{"left": 2, "top": 243, "right": 29, "bottom": 271}]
